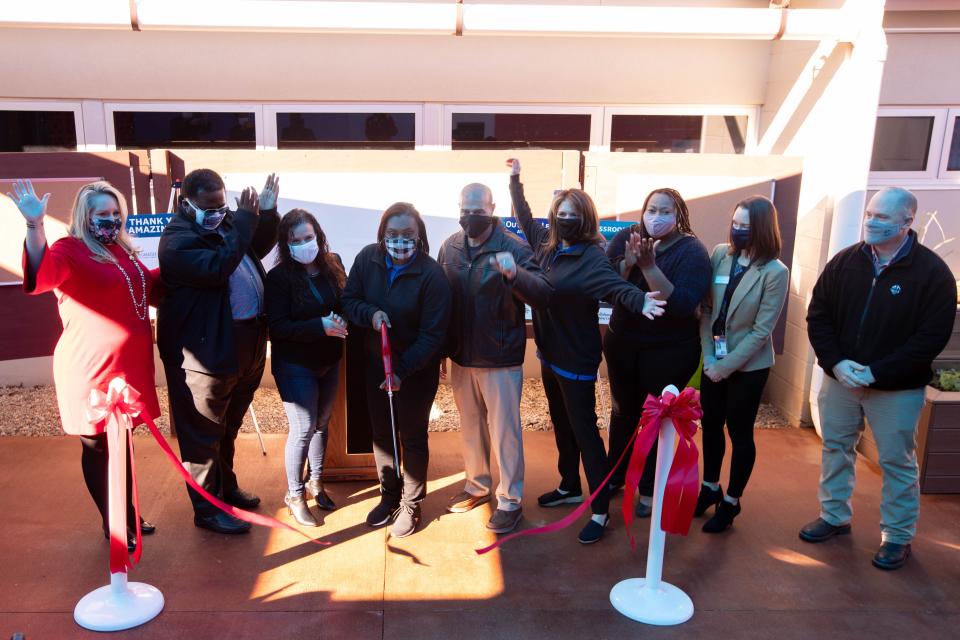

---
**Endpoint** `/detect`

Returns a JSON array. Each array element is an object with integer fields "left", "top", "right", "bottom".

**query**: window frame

[
  {"left": 0, "top": 99, "right": 86, "bottom": 151},
  {"left": 103, "top": 102, "right": 265, "bottom": 151},
  {"left": 263, "top": 103, "right": 424, "bottom": 150},
  {"left": 868, "top": 107, "right": 947, "bottom": 184},
  {"left": 936, "top": 107, "right": 960, "bottom": 182},
  {"left": 441, "top": 104, "right": 605, "bottom": 151},
  {"left": 602, "top": 105, "right": 759, "bottom": 154}
]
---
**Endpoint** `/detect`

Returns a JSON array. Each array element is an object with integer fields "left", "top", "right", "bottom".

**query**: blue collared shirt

[
  {"left": 385, "top": 251, "right": 418, "bottom": 286},
  {"left": 862, "top": 233, "right": 913, "bottom": 277}
]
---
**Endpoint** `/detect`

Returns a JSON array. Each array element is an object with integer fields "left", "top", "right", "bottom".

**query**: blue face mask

[
  {"left": 863, "top": 219, "right": 904, "bottom": 245},
  {"left": 731, "top": 228, "right": 750, "bottom": 251}
]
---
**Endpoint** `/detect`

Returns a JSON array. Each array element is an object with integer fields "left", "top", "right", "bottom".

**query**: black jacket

[
  {"left": 438, "top": 220, "right": 553, "bottom": 368},
  {"left": 264, "top": 257, "right": 344, "bottom": 371},
  {"left": 341, "top": 244, "right": 452, "bottom": 380},
  {"left": 807, "top": 231, "right": 956, "bottom": 390},
  {"left": 511, "top": 175, "right": 650, "bottom": 376},
  {"left": 157, "top": 205, "right": 280, "bottom": 374}
]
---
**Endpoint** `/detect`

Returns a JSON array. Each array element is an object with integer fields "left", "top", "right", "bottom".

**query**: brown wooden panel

[
  {"left": 926, "top": 428, "right": 960, "bottom": 452},
  {"left": 0, "top": 287, "right": 60, "bottom": 360},
  {"left": 921, "top": 475, "right": 960, "bottom": 494},
  {"left": 931, "top": 402, "right": 960, "bottom": 430},
  {"left": 924, "top": 452, "right": 960, "bottom": 476}
]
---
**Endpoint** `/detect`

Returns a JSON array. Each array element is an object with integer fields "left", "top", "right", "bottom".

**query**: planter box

[{"left": 858, "top": 386, "right": 960, "bottom": 494}]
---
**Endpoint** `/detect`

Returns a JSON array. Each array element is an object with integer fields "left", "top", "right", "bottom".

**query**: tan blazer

[{"left": 699, "top": 244, "right": 789, "bottom": 377}]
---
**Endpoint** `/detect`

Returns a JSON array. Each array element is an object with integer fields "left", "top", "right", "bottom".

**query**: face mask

[
  {"left": 289, "top": 239, "right": 319, "bottom": 265},
  {"left": 731, "top": 228, "right": 751, "bottom": 251},
  {"left": 186, "top": 199, "right": 228, "bottom": 231},
  {"left": 90, "top": 217, "right": 121, "bottom": 244},
  {"left": 555, "top": 218, "right": 581, "bottom": 241},
  {"left": 459, "top": 214, "right": 494, "bottom": 239},
  {"left": 385, "top": 237, "right": 417, "bottom": 261},
  {"left": 643, "top": 212, "right": 677, "bottom": 239},
  {"left": 863, "top": 218, "right": 904, "bottom": 245}
]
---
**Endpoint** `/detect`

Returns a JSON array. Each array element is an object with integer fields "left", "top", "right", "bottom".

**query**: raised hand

[
  {"left": 236, "top": 186, "right": 260, "bottom": 214},
  {"left": 489, "top": 251, "right": 518, "bottom": 281},
  {"left": 506, "top": 158, "right": 521, "bottom": 176},
  {"left": 259, "top": 173, "right": 279, "bottom": 211},
  {"left": 623, "top": 231, "right": 642, "bottom": 271},
  {"left": 636, "top": 237, "right": 657, "bottom": 270},
  {"left": 642, "top": 291, "right": 667, "bottom": 320},
  {"left": 322, "top": 311, "right": 348, "bottom": 339},
  {"left": 6, "top": 179, "right": 50, "bottom": 222}
]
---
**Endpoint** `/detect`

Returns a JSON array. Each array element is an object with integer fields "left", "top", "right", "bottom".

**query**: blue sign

[
  {"left": 126, "top": 214, "right": 173, "bottom": 238},
  {"left": 503, "top": 217, "right": 634, "bottom": 242}
]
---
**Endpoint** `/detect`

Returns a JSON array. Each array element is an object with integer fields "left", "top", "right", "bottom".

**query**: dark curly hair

[
  {"left": 275, "top": 209, "right": 345, "bottom": 293},
  {"left": 637, "top": 187, "right": 695, "bottom": 239},
  {"left": 376, "top": 202, "right": 429, "bottom": 255}
]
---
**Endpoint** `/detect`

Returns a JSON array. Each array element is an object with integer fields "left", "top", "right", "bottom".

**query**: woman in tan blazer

[{"left": 696, "top": 196, "right": 789, "bottom": 533}]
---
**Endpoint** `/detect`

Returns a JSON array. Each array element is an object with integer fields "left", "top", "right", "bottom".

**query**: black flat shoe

[
  {"left": 872, "top": 542, "right": 911, "bottom": 570},
  {"left": 366, "top": 500, "right": 399, "bottom": 528},
  {"left": 194, "top": 511, "right": 252, "bottom": 534},
  {"left": 285, "top": 493, "right": 320, "bottom": 527},
  {"left": 577, "top": 516, "right": 609, "bottom": 545},
  {"left": 702, "top": 499, "right": 741, "bottom": 533},
  {"left": 102, "top": 528, "right": 137, "bottom": 553},
  {"left": 799, "top": 517, "right": 851, "bottom": 543},
  {"left": 634, "top": 500, "right": 652, "bottom": 518},
  {"left": 139, "top": 518, "right": 156, "bottom": 535},
  {"left": 225, "top": 487, "right": 261, "bottom": 509},
  {"left": 306, "top": 479, "right": 337, "bottom": 511},
  {"left": 694, "top": 484, "right": 723, "bottom": 517}
]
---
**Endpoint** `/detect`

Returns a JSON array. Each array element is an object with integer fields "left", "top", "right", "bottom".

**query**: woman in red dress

[{"left": 9, "top": 179, "right": 162, "bottom": 549}]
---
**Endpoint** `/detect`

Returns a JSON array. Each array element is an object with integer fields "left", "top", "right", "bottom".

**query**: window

[
  {"left": 276, "top": 112, "right": 415, "bottom": 149},
  {"left": 870, "top": 116, "right": 935, "bottom": 172},
  {"left": 0, "top": 110, "right": 77, "bottom": 151},
  {"left": 451, "top": 113, "right": 592, "bottom": 150},
  {"left": 112, "top": 111, "right": 257, "bottom": 149},
  {"left": 946, "top": 117, "right": 960, "bottom": 171},
  {"left": 609, "top": 114, "right": 748, "bottom": 154}
]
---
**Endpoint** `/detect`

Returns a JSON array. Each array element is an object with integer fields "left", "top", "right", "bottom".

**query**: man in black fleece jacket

[
  {"left": 438, "top": 182, "right": 552, "bottom": 534},
  {"left": 800, "top": 187, "right": 955, "bottom": 571}
]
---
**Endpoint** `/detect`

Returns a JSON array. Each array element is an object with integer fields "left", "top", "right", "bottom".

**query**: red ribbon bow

[
  {"left": 87, "top": 377, "right": 328, "bottom": 575},
  {"left": 622, "top": 387, "right": 702, "bottom": 547},
  {"left": 475, "top": 386, "right": 702, "bottom": 555}
]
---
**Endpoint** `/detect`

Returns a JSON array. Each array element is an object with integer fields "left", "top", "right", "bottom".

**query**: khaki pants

[
  {"left": 817, "top": 376, "right": 925, "bottom": 544},
  {"left": 450, "top": 362, "right": 524, "bottom": 511}
]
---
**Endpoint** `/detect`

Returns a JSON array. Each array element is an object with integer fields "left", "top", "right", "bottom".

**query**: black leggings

[
  {"left": 604, "top": 330, "right": 702, "bottom": 496},
  {"left": 700, "top": 367, "right": 770, "bottom": 498},
  {"left": 79, "top": 433, "right": 137, "bottom": 530},
  {"left": 541, "top": 363, "right": 609, "bottom": 515}
]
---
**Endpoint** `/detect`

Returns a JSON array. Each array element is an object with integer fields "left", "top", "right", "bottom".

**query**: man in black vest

[{"left": 158, "top": 169, "right": 280, "bottom": 534}]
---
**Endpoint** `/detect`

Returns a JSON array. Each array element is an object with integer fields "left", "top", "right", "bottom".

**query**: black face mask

[
  {"left": 460, "top": 214, "right": 494, "bottom": 239},
  {"left": 555, "top": 218, "right": 581, "bottom": 241}
]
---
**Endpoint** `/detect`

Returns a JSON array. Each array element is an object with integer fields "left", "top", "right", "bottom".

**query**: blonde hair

[{"left": 67, "top": 181, "right": 137, "bottom": 263}]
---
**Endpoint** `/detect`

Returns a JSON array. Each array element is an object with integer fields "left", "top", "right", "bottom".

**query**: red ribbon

[
  {"left": 475, "top": 386, "right": 702, "bottom": 555},
  {"left": 86, "top": 377, "right": 328, "bottom": 574},
  {"left": 380, "top": 323, "right": 399, "bottom": 391}
]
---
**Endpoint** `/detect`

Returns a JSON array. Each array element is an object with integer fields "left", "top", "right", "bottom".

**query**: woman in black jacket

[
  {"left": 342, "top": 202, "right": 452, "bottom": 538},
  {"left": 507, "top": 159, "right": 665, "bottom": 544},
  {"left": 265, "top": 209, "right": 348, "bottom": 527}
]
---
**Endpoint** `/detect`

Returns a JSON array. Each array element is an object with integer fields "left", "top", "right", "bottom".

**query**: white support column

[{"left": 80, "top": 100, "right": 108, "bottom": 152}]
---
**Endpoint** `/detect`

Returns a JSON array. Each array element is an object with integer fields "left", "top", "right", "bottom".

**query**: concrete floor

[{"left": 0, "top": 428, "right": 958, "bottom": 639}]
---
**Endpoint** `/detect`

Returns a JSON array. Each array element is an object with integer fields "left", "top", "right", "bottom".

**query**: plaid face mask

[{"left": 385, "top": 237, "right": 417, "bottom": 261}]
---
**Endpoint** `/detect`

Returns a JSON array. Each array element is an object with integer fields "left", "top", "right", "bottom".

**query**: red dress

[{"left": 23, "top": 237, "right": 162, "bottom": 436}]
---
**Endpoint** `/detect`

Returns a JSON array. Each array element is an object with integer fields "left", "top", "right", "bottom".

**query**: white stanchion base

[
  {"left": 610, "top": 578, "right": 694, "bottom": 626},
  {"left": 74, "top": 582, "right": 164, "bottom": 632}
]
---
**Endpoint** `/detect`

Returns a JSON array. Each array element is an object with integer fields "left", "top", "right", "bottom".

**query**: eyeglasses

[{"left": 187, "top": 199, "right": 229, "bottom": 216}]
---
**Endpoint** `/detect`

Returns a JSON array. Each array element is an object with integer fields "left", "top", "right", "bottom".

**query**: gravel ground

[{"left": 0, "top": 380, "right": 790, "bottom": 437}]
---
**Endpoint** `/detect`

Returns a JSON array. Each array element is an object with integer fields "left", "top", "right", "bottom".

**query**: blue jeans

[{"left": 274, "top": 360, "right": 340, "bottom": 496}]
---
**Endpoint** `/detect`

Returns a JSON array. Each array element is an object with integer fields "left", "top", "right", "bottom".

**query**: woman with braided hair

[{"left": 603, "top": 188, "right": 712, "bottom": 517}]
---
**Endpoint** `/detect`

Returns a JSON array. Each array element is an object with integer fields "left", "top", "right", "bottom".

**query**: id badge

[{"left": 713, "top": 335, "right": 728, "bottom": 359}]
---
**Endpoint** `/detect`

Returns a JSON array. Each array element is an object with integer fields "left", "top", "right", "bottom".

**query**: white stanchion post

[
  {"left": 74, "top": 412, "right": 164, "bottom": 632},
  {"left": 610, "top": 384, "right": 694, "bottom": 626}
]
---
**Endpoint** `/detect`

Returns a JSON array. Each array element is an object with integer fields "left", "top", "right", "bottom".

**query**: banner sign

[{"left": 125, "top": 214, "right": 173, "bottom": 271}]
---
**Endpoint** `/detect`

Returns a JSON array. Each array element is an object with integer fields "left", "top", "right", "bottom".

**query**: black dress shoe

[
  {"left": 225, "top": 487, "right": 261, "bottom": 509},
  {"left": 285, "top": 493, "right": 320, "bottom": 527},
  {"left": 102, "top": 528, "right": 138, "bottom": 552},
  {"left": 635, "top": 500, "right": 652, "bottom": 518},
  {"left": 694, "top": 484, "right": 723, "bottom": 517},
  {"left": 872, "top": 542, "right": 911, "bottom": 570},
  {"left": 702, "top": 499, "right": 741, "bottom": 533},
  {"left": 139, "top": 518, "right": 156, "bottom": 535},
  {"left": 366, "top": 500, "right": 399, "bottom": 528},
  {"left": 194, "top": 511, "right": 252, "bottom": 534},
  {"left": 799, "top": 517, "right": 851, "bottom": 543},
  {"left": 306, "top": 479, "right": 337, "bottom": 511}
]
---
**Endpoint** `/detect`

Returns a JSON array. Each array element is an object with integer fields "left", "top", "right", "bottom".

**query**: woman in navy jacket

[{"left": 508, "top": 159, "right": 665, "bottom": 544}]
